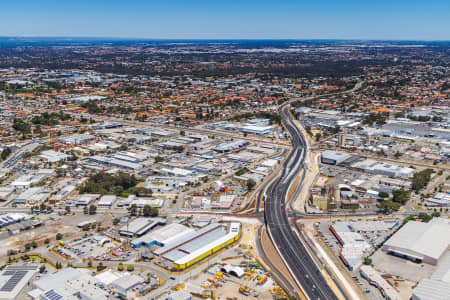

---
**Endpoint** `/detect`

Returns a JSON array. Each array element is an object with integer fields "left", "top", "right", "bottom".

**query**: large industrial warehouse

[
  {"left": 131, "top": 223, "right": 194, "bottom": 248},
  {"left": 382, "top": 218, "right": 450, "bottom": 265},
  {"left": 154, "top": 222, "right": 241, "bottom": 270},
  {"left": 321, "top": 150, "right": 351, "bottom": 165}
]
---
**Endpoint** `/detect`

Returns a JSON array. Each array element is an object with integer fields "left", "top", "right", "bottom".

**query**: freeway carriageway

[
  {"left": 263, "top": 82, "right": 365, "bottom": 300},
  {"left": 264, "top": 102, "right": 338, "bottom": 300}
]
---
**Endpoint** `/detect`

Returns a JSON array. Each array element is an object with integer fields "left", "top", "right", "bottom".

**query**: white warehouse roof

[{"left": 383, "top": 218, "right": 450, "bottom": 265}]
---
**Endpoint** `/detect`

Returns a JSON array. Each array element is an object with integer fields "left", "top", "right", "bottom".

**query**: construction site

[{"left": 169, "top": 260, "right": 288, "bottom": 300}]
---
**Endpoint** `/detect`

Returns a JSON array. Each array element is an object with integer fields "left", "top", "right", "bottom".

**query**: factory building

[
  {"left": 382, "top": 218, "right": 450, "bottom": 265},
  {"left": 154, "top": 223, "right": 240, "bottom": 270}
]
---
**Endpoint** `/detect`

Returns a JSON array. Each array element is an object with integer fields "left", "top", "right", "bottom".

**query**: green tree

[
  {"left": 56, "top": 233, "right": 63, "bottom": 240},
  {"left": 154, "top": 156, "right": 165, "bottom": 163},
  {"left": 127, "top": 264, "right": 135, "bottom": 272},
  {"left": 118, "top": 263, "right": 124, "bottom": 271},
  {"left": 97, "top": 262, "right": 106, "bottom": 272},
  {"left": 89, "top": 204, "right": 97, "bottom": 215},
  {"left": 39, "top": 265, "right": 46, "bottom": 274},
  {"left": 412, "top": 169, "right": 434, "bottom": 192},
  {"left": 377, "top": 200, "right": 400, "bottom": 214},
  {"left": 378, "top": 191, "right": 389, "bottom": 198},
  {"left": 392, "top": 189, "right": 411, "bottom": 204},
  {"left": 0, "top": 147, "right": 11, "bottom": 160},
  {"left": 128, "top": 204, "right": 137, "bottom": 216},
  {"left": 143, "top": 205, "right": 152, "bottom": 217},
  {"left": 235, "top": 169, "right": 244, "bottom": 176},
  {"left": 246, "top": 179, "right": 256, "bottom": 191},
  {"left": 151, "top": 207, "right": 159, "bottom": 217},
  {"left": 418, "top": 212, "right": 432, "bottom": 223},
  {"left": 363, "top": 257, "right": 372, "bottom": 265},
  {"left": 431, "top": 211, "right": 441, "bottom": 218}
]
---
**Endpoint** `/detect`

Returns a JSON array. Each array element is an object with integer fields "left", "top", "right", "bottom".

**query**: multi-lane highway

[
  {"left": 264, "top": 83, "right": 365, "bottom": 299},
  {"left": 264, "top": 102, "right": 338, "bottom": 300}
]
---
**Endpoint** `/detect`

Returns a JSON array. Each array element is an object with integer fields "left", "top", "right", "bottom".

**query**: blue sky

[{"left": 0, "top": 0, "right": 449, "bottom": 40}]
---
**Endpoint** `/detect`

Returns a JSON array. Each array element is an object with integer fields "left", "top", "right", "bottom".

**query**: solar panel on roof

[
  {"left": 0, "top": 270, "right": 27, "bottom": 292},
  {"left": 2, "top": 271, "right": 15, "bottom": 276},
  {"left": 44, "top": 289, "right": 63, "bottom": 300}
]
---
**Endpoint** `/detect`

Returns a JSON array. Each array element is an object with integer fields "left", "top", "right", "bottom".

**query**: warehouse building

[
  {"left": 110, "top": 274, "right": 145, "bottom": 293},
  {"left": 0, "top": 213, "right": 29, "bottom": 228},
  {"left": 412, "top": 254, "right": 450, "bottom": 300},
  {"left": 214, "top": 140, "right": 248, "bottom": 153},
  {"left": 0, "top": 187, "right": 15, "bottom": 201},
  {"left": 58, "top": 133, "right": 95, "bottom": 145},
  {"left": 131, "top": 223, "right": 194, "bottom": 248},
  {"left": 33, "top": 267, "right": 108, "bottom": 300},
  {"left": 89, "top": 155, "right": 143, "bottom": 170},
  {"left": 39, "top": 150, "right": 68, "bottom": 163},
  {"left": 14, "top": 187, "right": 50, "bottom": 204},
  {"left": 382, "top": 218, "right": 450, "bottom": 265},
  {"left": 0, "top": 265, "right": 39, "bottom": 300},
  {"left": 119, "top": 217, "right": 166, "bottom": 237},
  {"left": 98, "top": 195, "right": 116, "bottom": 207},
  {"left": 168, "top": 290, "right": 192, "bottom": 300},
  {"left": 239, "top": 125, "right": 274, "bottom": 135},
  {"left": 154, "top": 222, "right": 240, "bottom": 270},
  {"left": 321, "top": 150, "right": 351, "bottom": 165},
  {"left": 10, "top": 174, "right": 46, "bottom": 189},
  {"left": 351, "top": 159, "right": 414, "bottom": 179},
  {"left": 75, "top": 194, "right": 100, "bottom": 206}
]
